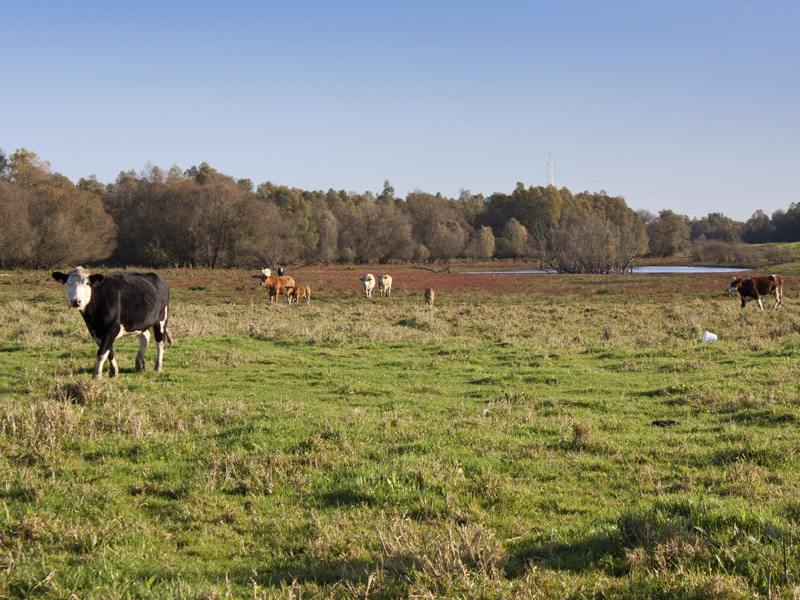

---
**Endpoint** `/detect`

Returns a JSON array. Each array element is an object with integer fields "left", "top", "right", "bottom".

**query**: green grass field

[{"left": 2, "top": 267, "right": 799, "bottom": 599}]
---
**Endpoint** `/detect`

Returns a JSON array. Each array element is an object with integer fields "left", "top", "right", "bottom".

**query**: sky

[{"left": 2, "top": 0, "right": 798, "bottom": 221}]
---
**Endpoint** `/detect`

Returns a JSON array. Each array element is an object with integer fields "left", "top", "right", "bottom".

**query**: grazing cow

[
  {"left": 278, "top": 267, "right": 285, "bottom": 277},
  {"left": 361, "top": 273, "right": 376, "bottom": 298},
  {"left": 260, "top": 267, "right": 271, "bottom": 278},
  {"left": 261, "top": 275, "right": 296, "bottom": 303},
  {"left": 52, "top": 267, "right": 172, "bottom": 378},
  {"left": 287, "top": 285, "right": 311, "bottom": 305},
  {"left": 725, "top": 275, "right": 783, "bottom": 310},
  {"left": 424, "top": 288, "right": 435, "bottom": 307},
  {"left": 378, "top": 274, "right": 393, "bottom": 298}
]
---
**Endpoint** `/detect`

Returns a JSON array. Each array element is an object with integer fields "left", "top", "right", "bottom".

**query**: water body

[
  {"left": 462, "top": 266, "right": 744, "bottom": 275},
  {"left": 630, "top": 266, "right": 742, "bottom": 274}
]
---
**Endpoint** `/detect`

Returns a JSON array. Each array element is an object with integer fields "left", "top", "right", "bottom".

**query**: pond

[{"left": 462, "top": 266, "right": 744, "bottom": 275}]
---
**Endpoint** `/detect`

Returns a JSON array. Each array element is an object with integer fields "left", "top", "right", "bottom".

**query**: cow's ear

[
  {"left": 89, "top": 274, "right": 104, "bottom": 285},
  {"left": 52, "top": 272, "right": 68, "bottom": 284}
]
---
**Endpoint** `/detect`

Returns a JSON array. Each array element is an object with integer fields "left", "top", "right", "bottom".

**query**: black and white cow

[{"left": 52, "top": 267, "right": 172, "bottom": 378}]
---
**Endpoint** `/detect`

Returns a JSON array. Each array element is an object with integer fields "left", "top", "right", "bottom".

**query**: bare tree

[
  {"left": 0, "top": 181, "right": 34, "bottom": 267},
  {"left": 3, "top": 150, "right": 116, "bottom": 268},
  {"left": 241, "top": 200, "right": 300, "bottom": 269},
  {"left": 428, "top": 221, "right": 469, "bottom": 262}
]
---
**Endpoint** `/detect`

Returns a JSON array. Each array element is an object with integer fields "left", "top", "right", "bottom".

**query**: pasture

[{"left": 1, "top": 266, "right": 800, "bottom": 599}]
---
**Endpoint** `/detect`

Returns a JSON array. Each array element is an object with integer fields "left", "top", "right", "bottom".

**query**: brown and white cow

[
  {"left": 725, "top": 275, "right": 783, "bottom": 310},
  {"left": 424, "top": 288, "right": 435, "bottom": 307},
  {"left": 378, "top": 274, "right": 393, "bottom": 298},
  {"left": 287, "top": 285, "right": 311, "bottom": 305},
  {"left": 361, "top": 273, "right": 376, "bottom": 299},
  {"left": 261, "top": 275, "right": 296, "bottom": 303}
]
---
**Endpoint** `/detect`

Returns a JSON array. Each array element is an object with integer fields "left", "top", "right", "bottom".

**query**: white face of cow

[
  {"left": 63, "top": 267, "right": 93, "bottom": 311},
  {"left": 725, "top": 277, "right": 740, "bottom": 292}
]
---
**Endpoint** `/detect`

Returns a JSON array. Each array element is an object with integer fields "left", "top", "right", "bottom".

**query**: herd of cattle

[
  {"left": 359, "top": 273, "right": 435, "bottom": 307},
  {"left": 49, "top": 267, "right": 784, "bottom": 378},
  {"left": 259, "top": 267, "right": 310, "bottom": 305}
]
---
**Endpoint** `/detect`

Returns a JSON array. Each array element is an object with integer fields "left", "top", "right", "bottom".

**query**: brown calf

[
  {"left": 287, "top": 285, "right": 311, "bottom": 305},
  {"left": 424, "top": 288, "right": 435, "bottom": 307},
  {"left": 725, "top": 275, "right": 783, "bottom": 310}
]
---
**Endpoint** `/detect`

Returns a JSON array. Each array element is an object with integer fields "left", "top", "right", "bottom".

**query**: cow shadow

[
  {"left": 503, "top": 529, "right": 627, "bottom": 577},
  {"left": 131, "top": 529, "right": 629, "bottom": 593}
]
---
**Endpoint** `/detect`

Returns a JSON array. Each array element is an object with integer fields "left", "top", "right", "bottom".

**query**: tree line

[{"left": 0, "top": 148, "right": 797, "bottom": 272}]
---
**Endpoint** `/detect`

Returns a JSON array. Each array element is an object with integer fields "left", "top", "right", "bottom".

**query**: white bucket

[{"left": 701, "top": 331, "right": 717, "bottom": 344}]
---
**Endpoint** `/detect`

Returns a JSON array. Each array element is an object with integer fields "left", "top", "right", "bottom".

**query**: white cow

[
  {"left": 378, "top": 274, "right": 393, "bottom": 298},
  {"left": 261, "top": 267, "right": 271, "bottom": 278},
  {"left": 361, "top": 273, "right": 376, "bottom": 299}
]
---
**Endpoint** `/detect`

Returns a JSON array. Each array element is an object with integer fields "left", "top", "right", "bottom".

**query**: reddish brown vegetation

[{"left": 158, "top": 265, "right": 755, "bottom": 306}]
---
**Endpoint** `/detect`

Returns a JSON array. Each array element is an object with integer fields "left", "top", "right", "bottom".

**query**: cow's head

[
  {"left": 52, "top": 267, "right": 103, "bottom": 310},
  {"left": 725, "top": 277, "right": 743, "bottom": 292}
]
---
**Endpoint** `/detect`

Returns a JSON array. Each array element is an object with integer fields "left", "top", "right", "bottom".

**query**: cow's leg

[
  {"left": 94, "top": 350, "right": 109, "bottom": 378},
  {"left": 95, "top": 325, "right": 121, "bottom": 378},
  {"left": 155, "top": 337, "right": 165, "bottom": 372},
  {"left": 774, "top": 289, "right": 782, "bottom": 308},
  {"left": 136, "top": 330, "right": 150, "bottom": 371},
  {"left": 757, "top": 298, "right": 764, "bottom": 310},
  {"left": 152, "top": 311, "right": 169, "bottom": 373},
  {"left": 108, "top": 348, "right": 119, "bottom": 378}
]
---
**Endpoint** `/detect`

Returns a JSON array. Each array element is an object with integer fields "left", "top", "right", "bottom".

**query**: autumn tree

[
  {"left": 496, "top": 218, "right": 528, "bottom": 261},
  {"left": 690, "top": 212, "right": 742, "bottom": 242},
  {"left": 195, "top": 182, "right": 245, "bottom": 268},
  {"left": 458, "top": 189, "right": 485, "bottom": 227},
  {"left": 540, "top": 192, "right": 646, "bottom": 273},
  {"left": 2, "top": 149, "right": 116, "bottom": 267},
  {"left": 465, "top": 225, "right": 496, "bottom": 261},
  {"left": 0, "top": 181, "right": 34, "bottom": 267},
  {"left": 741, "top": 209, "right": 776, "bottom": 244},
  {"left": 105, "top": 164, "right": 174, "bottom": 266},
  {"left": 646, "top": 209, "right": 691, "bottom": 257},
  {"left": 376, "top": 180, "right": 396, "bottom": 206},
  {"left": 256, "top": 185, "right": 318, "bottom": 261},
  {"left": 310, "top": 201, "right": 340, "bottom": 264},
  {"left": 428, "top": 221, "right": 468, "bottom": 262},
  {"left": 771, "top": 204, "right": 800, "bottom": 242},
  {"left": 405, "top": 191, "right": 470, "bottom": 261},
  {"left": 241, "top": 199, "right": 300, "bottom": 269}
]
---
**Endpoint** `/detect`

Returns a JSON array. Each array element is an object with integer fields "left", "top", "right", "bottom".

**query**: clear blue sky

[{"left": 3, "top": 0, "right": 798, "bottom": 221}]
